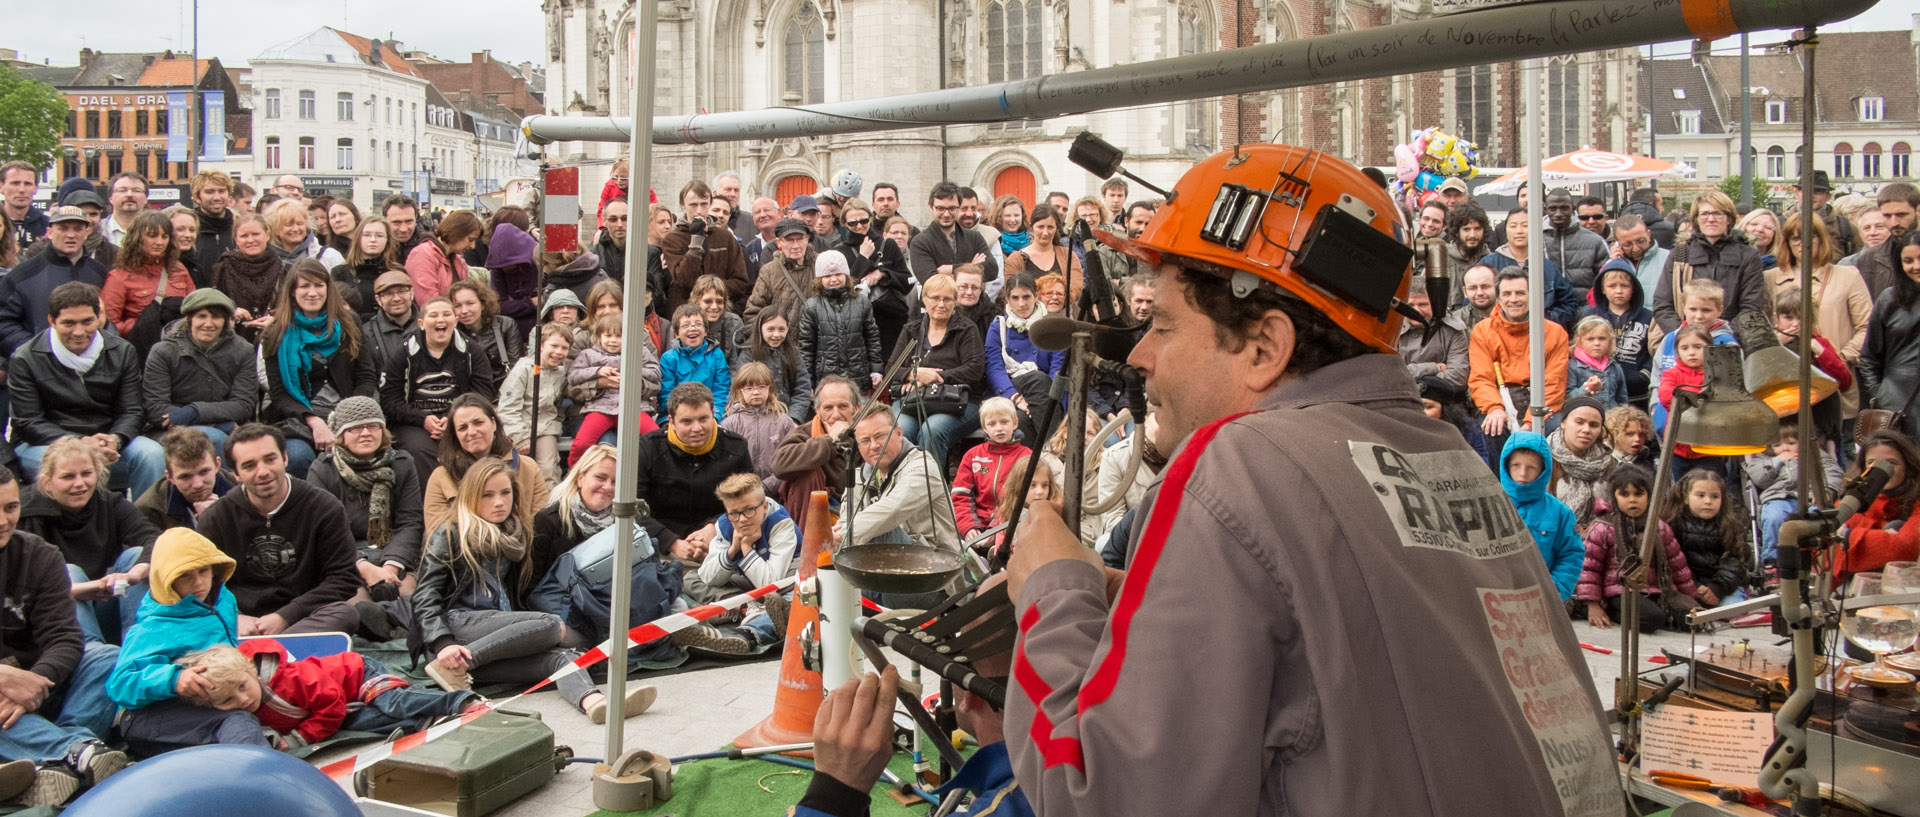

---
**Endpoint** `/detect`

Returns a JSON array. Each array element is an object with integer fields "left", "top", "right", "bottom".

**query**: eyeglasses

[
  {"left": 1696, "top": 211, "right": 1729, "bottom": 220},
  {"left": 724, "top": 505, "right": 762, "bottom": 519},
  {"left": 932, "top": 204, "right": 958, "bottom": 212},
  {"left": 924, "top": 295, "right": 956, "bottom": 304},
  {"left": 845, "top": 219, "right": 871, "bottom": 227}
]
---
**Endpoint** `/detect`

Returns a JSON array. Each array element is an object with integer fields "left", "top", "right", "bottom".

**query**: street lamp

[{"left": 420, "top": 158, "right": 438, "bottom": 207}]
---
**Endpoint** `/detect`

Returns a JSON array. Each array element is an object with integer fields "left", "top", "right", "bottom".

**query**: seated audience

[
  {"left": 260, "top": 260, "right": 378, "bottom": 478},
  {"left": 1664, "top": 470, "right": 1750, "bottom": 608},
  {"left": 331, "top": 216, "right": 397, "bottom": 322},
  {"left": 208, "top": 213, "right": 285, "bottom": 343},
  {"left": 1581, "top": 259, "right": 1653, "bottom": 406},
  {"left": 403, "top": 210, "right": 479, "bottom": 302},
  {"left": 176, "top": 641, "right": 480, "bottom": 750},
  {"left": 196, "top": 424, "right": 361, "bottom": 635},
  {"left": 1577, "top": 466, "right": 1696, "bottom": 633},
  {"left": 1605, "top": 405, "right": 1656, "bottom": 471},
  {"left": 9, "top": 282, "right": 146, "bottom": 491},
  {"left": 134, "top": 428, "right": 235, "bottom": 532},
  {"left": 839, "top": 408, "right": 961, "bottom": 607},
  {"left": 950, "top": 397, "right": 1031, "bottom": 538},
  {"left": 894, "top": 273, "right": 986, "bottom": 470},
  {"left": 694, "top": 473, "right": 799, "bottom": 610},
  {"left": 741, "top": 311, "right": 811, "bottom": 424},
  {"left": 110, "top": 528, "right": 266, "bottom": 756},
  {"left": 124, "top": 289, "right": 258, "bottom": 487},
  {"left": 422, "top": 395, "right": 550, "bottom": 540},
  {"left": 363, "top": 271, "right": 417, "bottom": 373},
  {"left": 721, "top": 362, "right": 799, "bottom": 496},
  {"left": 1499, "top": 432, "right": 1581, "bottom": 602},
  {"left": 411, "top": 457, "right": 657, "bottom": 724},
  {"left": 1545, "top": 397, "right": 1614, "bottom": 529},
  {"left": 1832, "top": 431, "right": 1920, "bottom": 579},
  {"left": 660, "top": 304, "right": 732, "bottom": 422},
  {"left": 306, "top": 398, "right": 426, "bottom": 603},
  {"left": 450, "top": 279, "right": 521, "bottom": 397},
  {"left": 499, "top": 324, "right": 574, "bottom": 484},
  {"left": 772, "top": 376, "right": 860, "bottom": 534},
  {"left": 0, "top": 466, "right": 128, "bottom": 806},
  {"left": 380, "top": 296, "right": 496, "bottom": 469},
  {"left": 101, "top": 211, "right": 195, "bottom": 339},
  {"left": 569, "top": 314, "right": 660, "bottom": 467},
  {"left": 21, "top": 438, "right": 158, "bottom": 644},
  {"left": 1745, "top": 420, "right": 1842, "bottom": 567},
  {"left": 984, "top": 274, "right": 1065, "bottom": 446},
  {"left": 1096, "top": 411, "right": 1164, "bottom": 534},
  {"left": 633, "top": 383, "right": 755, "bottom": 560}
]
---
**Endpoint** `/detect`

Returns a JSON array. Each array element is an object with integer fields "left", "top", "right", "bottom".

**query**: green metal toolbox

[{"left": 358, "top": 710, "right": 572, "bottom": 817}]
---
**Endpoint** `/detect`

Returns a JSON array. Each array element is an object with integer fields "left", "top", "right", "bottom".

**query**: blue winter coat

[
  {"left": 107, "top": 585, "right": 241, "bottom": 709},
  {"left": 660, "top": 338, "right": 732, "bottom": 420},
  {"left": 1582, "top": 257, "right": 1654, "bottom": 400},
  {"left": 1565, "top": 354, "right": 1628, "bottom": 411},
  {"left": 1499, "top": 432, "right": 1584, "bottom": 601},
  {"left": 984, "top": 315, "right": 1066, "bottom": 400}
]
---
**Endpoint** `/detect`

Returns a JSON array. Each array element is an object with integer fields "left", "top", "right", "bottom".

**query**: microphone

[{"left": 1839, "top": 459, "right": 1894, "bottom": 519}]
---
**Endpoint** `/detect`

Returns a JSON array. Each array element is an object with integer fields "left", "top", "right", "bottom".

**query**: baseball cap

[
  {"left": 46, "top": 206, "right": 91, "bottom": 226},
  {"left": 1437, "top": 177, "right": 1470, "bottom": 195},
  {"left": 374, "top": 271, "right": 414, "bottom": 293},
  {"left": 790, "top": 194, "right": 820, "bottom": 214},
  {"left": 61, "top": 190, "right": 106, "bottom": 210},
  {"left": 774, "top": 217, "right": 811, "bottom": 238}
]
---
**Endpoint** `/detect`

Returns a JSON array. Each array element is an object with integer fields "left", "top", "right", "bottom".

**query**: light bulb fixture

[{"left": 1675, "top": 345, "right": 1779, "bottom": 456}]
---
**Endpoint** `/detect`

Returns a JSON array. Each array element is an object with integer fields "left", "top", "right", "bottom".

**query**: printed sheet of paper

[{"left": 1639, "top": 706, "right": 1775, "bottom": 786}]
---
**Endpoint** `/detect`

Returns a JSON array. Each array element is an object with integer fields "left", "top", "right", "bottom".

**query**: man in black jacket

[
  {"left": 122, "top": 289, "right": 259, "bottom": 495},
  {"left": 132, "top": 427, "right": 236, "bottom": 532},
  {"left": 908, "top": 181, "right": 999, "bottom": 285},
  {"left": 634, "top": 384, "right": 756, "bottom": 558},
  {"left": 17, "top": 193, "right": 116, "bottom": 272},
  {"left": 0, "top": 209, "right": 110, "bottom": 360},
  {"left": 9, "top": 282, "right": 144, "bottom": 492},
  {"left": 0, "top": 469, "right": 130, "bottom": 805},
  {"left": 188, "top": 170, "right": 236, "bottom": 288},
  {"left": 196, "top": 424, "right": 361, "bottom": 636},
  {"left": 594, "top": 198, "right": 632, "bottom": 285}
]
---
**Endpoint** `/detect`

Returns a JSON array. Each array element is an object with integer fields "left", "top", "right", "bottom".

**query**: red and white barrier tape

[{"left": 319, "top": 576, "right": 796, "bottom": 780}]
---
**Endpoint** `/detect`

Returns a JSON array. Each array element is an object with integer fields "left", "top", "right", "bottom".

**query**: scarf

[
  {"left": 1548, "top": 429, "right": 1614, "bottom": 525},
  {"left": 570, "top": 499, "right": 614, "bottom": 540},
  {"left": 668, "top": 423, "right": 718, "bottom": 456},
  {"left": 1573, "top": 348, "right": 1612, "bottom": 371},
  {"left": 276, "top": 311, "right": 343, "bottom": 409},
  {"left": 270, "top": 234, "right": 318, "bottom": 264},
  {"left": 1003, "top": 304, "right": 1045, "bottom": 334},
  {"left": 999, "top": 230, "right": 1032, "bottom": 255},
  {"left": 215, "top": 249, "right": 285, "bottom": 314},
  {"left": 496, "top": 516, "right": 530, "bottom": 563},
  {"left": 331, "top": 446, "right": 396, "bottom": 547},
  {"left": 47, "top": 328, "right": 104, "bottom": 374}
]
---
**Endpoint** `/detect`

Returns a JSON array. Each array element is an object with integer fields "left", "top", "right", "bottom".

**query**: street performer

[{"left": 1003, "top": 145, "right": 1623, "bottom": 815}]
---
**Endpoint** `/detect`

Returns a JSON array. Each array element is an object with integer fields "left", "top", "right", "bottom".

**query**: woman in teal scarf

[{"left": 261, "top": 258, "right": 378, "bottom": 477}]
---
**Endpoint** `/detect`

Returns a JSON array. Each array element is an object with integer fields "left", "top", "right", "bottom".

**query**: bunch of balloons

[{"left": 1391, "top": 127, "right": 1481, "bottom": 211}]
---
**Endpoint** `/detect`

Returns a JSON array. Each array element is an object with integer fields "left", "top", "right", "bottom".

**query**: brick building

[
  {"left": 39, "top": 50, "right": 242, "bottom": 193},
  {"left": 412, "top": 51, "right": 547, "bottom": 119}
]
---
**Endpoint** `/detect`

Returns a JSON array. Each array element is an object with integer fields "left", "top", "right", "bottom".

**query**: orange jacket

[
  {"left": 1835, "top": 494, "right": 1920, "bottom": 579},
  {"left": 1467, "top": 308, "right": 1569, "bottom": 425}
]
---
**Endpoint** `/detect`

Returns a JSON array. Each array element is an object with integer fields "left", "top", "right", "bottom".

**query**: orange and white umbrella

[{"left": 1474, "top": 149, "right": 1693, "bottom": 196}]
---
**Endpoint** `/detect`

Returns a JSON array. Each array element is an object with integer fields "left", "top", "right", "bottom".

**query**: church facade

[{"left": 543, "top": 0, "right": 1641, "bottom": 219}]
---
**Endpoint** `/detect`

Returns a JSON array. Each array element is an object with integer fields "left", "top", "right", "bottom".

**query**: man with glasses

[
  {"left": 364, "top": 271, "right": 418, "bottom": 371},
  {"left": 102, "top": 172, "right": 149, "bottom": 247},
  {"left": 1575, "top": 196, "right": 1610, "bottom": 241},
  {"left": 908, "top": 181, "right": 997, "bottom": 286},
  {"left": 1539, "top": 188, "right": 1609, "bottom": 303},
  {"left": 1608, "top": 213, "right": 1668, "bottom": 299},
  {"left": 834, "top": 408, "right": 960, "bottom": 607},
  {"left": 271, "top": 175, "right": 307, "bottom": 205}
]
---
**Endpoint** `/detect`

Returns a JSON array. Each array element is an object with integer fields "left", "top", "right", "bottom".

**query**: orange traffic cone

[{"left": 734, "top": 491, "right": 831, "bottom": 748}]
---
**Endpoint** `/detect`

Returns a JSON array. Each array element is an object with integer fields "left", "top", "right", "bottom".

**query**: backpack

[{"left": 534, "top": 523, "right": 683, "bottom": 664}]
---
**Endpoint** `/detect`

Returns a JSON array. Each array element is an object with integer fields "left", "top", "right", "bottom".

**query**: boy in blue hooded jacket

[
  {"left": 108, "top": 527, "right": 272, "bottom": 755},
  {"left": 659, "top": 303, "right": 732, "bottom": 421},
  {"left": 1499, "top": 432, "right": 1583, "bottom": 601}
]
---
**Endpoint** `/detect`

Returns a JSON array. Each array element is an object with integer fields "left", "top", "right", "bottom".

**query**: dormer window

[
  {"left": 1676, "top": 111, "right": 1701, "bottom": 135},
  {"left": 1672, "top": 88, "right": 1686, "bottom": 100},
  {"left": 1859, "top": 97, "right": 1884, "bottom": 122},
  {"left": 1765, "top": 100, "right": 1786, "bottom": 124}
]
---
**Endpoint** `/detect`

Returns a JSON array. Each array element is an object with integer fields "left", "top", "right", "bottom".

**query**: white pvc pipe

[
  {"left": 818, "top": 566, "right": 859, "bottom": 691},
  {"left": 521, "top": 0, "right": 1872, "bottom": 146},
  {"left": 1525, "top": 60, "right": 1545, "bottom": 426}
]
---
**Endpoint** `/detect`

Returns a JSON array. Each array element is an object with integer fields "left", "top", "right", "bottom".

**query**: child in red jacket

[
  {"left": 1658, "top": 325, "right": 1712, "bottom": 465},
  {"left": 177, "top": 642, "right": 482, "bottom": 749},
  {"left": 596, "top": 159, "right": 630, "bottom": 228},
  {"left": 1834, "top": 432, "right": 1920, "bottom": 580},
  {"left": 951, "top": 398, "right": 1032, "bottom": 536}
]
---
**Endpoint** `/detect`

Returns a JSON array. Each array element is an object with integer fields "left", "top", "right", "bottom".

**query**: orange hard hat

[{"left": 1097, "top": 144, "right": 1414, "bottom": 353}]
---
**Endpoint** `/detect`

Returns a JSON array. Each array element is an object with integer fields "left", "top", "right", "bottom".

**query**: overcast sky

[{"left": 5, "top": 0, "right": 1911, "bottom": 70}]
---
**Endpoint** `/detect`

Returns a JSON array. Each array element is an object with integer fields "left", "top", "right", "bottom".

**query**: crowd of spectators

[{"left": 0, "top": 155, "right": 1915, "bottom": 804}]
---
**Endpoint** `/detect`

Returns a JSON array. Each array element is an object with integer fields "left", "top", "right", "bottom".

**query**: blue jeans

[
  {"left": 120, "top": 695, "right": 271, "bottom": 758},
  {"left": 894, "top": 401, "right": 979, "bottom": 472},
  {"left": 1760, "top": 498, "right": 1798, "bottom": 565},
  {"left": 0, "top": 642, "right": 119, "bottom": 762},
  {"left": 339, "top": 658, "right": 475, "bottom": 734},
  {"left": 284, "top": 438, "right": 317, "bottom": 479},
  {"left": 70, "top": 549, "right": 146, "bottom": 645},
  {"left": 122, "top": 426, "right": 231, "bottom": 502},
  {"left": 16, "top": 443, "right": 138, "bottom": 492}
]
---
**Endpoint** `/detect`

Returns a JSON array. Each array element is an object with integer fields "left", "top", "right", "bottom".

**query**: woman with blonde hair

[
  {"left": 209, "top": 212, "right": 286, "bottom": 339},
  {"left": 893, "top": 272, "right": 986, "bottom": 469},
  {"left": 21, "top": 437, "right": 159, "bottom": 643},
  {"left": 1653, "top": 190, "right": 1767, "bottom": 331},
  {"left": 263, "top": 198, "right": 346, "bottom": 269},
  {"left": 408, "top": 456, "right": 658, "bottom": 723}
]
